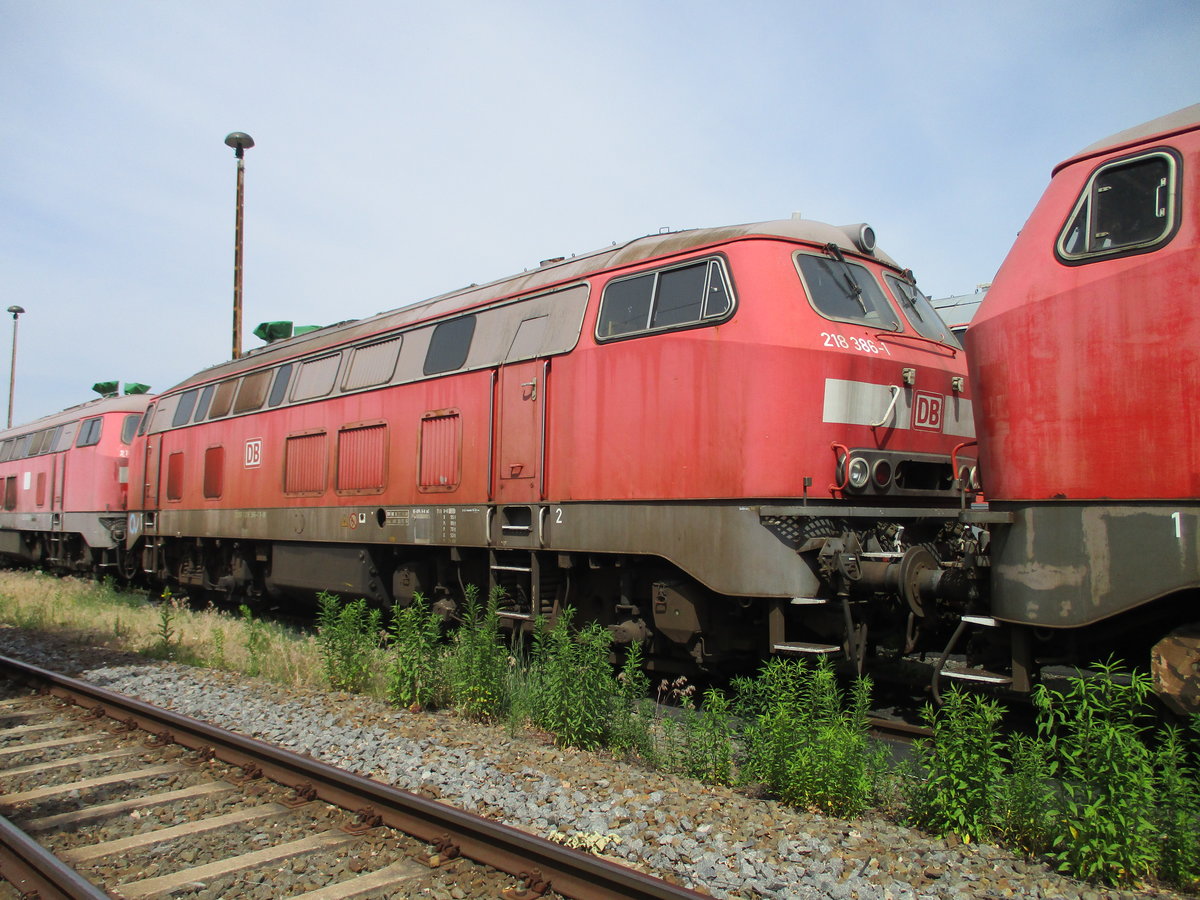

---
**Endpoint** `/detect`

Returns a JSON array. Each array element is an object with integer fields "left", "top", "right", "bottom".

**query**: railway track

[{"left": 0, "top": 654, "right": 711, "bottom": 900}]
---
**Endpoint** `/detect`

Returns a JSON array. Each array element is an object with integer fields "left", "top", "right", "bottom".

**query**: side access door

[{"left": 494, "top": 357, "right": 547, "bottom": 503}]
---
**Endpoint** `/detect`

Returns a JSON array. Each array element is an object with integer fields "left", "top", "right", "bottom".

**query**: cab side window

[
  {"left": 596, "top": 258, "right": 734, "bottom": 341},
  {"left": 1057, "top": 150, "right": 1180, "bottom": 262},
  {"left": 76, "top": 418, "right": 103, "bottom": 447}
]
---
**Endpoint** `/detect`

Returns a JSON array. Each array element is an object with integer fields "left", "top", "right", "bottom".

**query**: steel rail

[
  {"left": 0, "top": 811, "right": 110, "bottom": 900},
  {"left": 0, "top": 654, "right": 710, "bottom": 900}
]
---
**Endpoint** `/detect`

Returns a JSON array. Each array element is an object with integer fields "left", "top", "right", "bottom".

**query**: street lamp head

[
  {"left": 224, "top": 132, "right": 255, "bottom": 159},
  {"left": 6, "top": 306, "right": 24, "bottom": 318}
]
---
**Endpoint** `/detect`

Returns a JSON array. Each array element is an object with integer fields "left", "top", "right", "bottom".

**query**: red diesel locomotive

[
  {"left": 122, "top": 217, "right": 975, "bottom": 674},
  {"left": 967, "top": 103, "right": 1200, "bottom": 712},
  {"left": 0, "top": 394, "right": 152, "bottom": 574}
]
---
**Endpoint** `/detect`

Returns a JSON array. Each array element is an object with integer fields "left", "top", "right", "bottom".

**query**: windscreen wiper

[
  {"left": 824, "top": 243, "right": 869, "bottom": 314},
  {"left": 896, "top": 279, "right": 926, "bottom": 322}
]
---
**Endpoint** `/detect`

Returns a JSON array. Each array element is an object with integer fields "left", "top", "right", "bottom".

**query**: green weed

[
  {"left": 1036, "top": 663, "right": 1159, "bottom": 886},
  {"left": 315, "top": 592, "right": 383, "bottom": 692},
  {"left": 653, "top": 679, "right": 734, "bottom": 785},
  {"left": 208, "top": 624, "right": 227, "bottom": 669},
  {"left": 528, "top": 606, "right": 616, "bottom": 749},
  {"left": 444, "top": 585, "right": 510, "bottom": 720},
  {"left": 1153, "top": 723, "right": 1200, "bottom": 888},
  {"left": 908, "top": 687, "right": 1005, "bottom": 844},
  {"left": 993, "top": 732, "right": 1055, "bottom": 855},
  {"left": 151, "top": 589, "right": 180, "bottom": 659},
  {"left": 607, "top": 643, "right": 654, "bottom": 758},
  {"left": 240, "top": 604, "right": 269, "bottom": 677},
  {"left": 735, "top": 657, "right": 880, "bottom": 817},
  {"left": 387, "top": 591, "right": 444, "bottom": 710}
]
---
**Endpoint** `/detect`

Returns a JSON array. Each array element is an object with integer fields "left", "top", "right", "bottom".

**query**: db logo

[
  {"left": 913, "top": 392, "right": 944, "bottom": 432},
  {"left": 244, "top": 438, "right": 263, "bottom": 468}
]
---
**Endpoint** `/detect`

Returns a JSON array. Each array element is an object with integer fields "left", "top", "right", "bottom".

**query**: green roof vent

[
  {"left": 124, "top": 382, "right": 151, "bottom": 395},
  {"left": 253, "top": 321, "right": 293, "bottom": 342},
  {"left": 92, "top": 381, "right": 119, "bottom": 398}
]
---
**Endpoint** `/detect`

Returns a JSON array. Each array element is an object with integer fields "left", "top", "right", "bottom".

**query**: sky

[{"left": 1, "top": 0, "right": 1197, "bottom": 422}]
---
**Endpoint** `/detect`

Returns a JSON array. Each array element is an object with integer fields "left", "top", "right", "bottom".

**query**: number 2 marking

[{"left": 555, "top": 508, "right": 563, "bottom": 525}]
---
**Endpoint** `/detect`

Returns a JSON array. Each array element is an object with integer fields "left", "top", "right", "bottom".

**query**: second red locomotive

[{"left": 967, "top": 103, "right": 1200, "bottom": 712}]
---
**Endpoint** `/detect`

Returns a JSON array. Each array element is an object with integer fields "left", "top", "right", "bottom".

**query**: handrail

[
  {"left": 830, "top": 442, "right": 851, "bottom": 493},
  {"left": 875, "top": 330, "right": 958, "bottom": 357},
  {"left": 870, "top": 385, "right": 901, "bottom": 429}
]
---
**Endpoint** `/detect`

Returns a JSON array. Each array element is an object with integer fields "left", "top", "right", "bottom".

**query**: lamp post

[
  {"left": 6, "top": 305, "right": 24, "bottom": 428},
  {"left": 224, "top": 131, "right": 254, "bottom": 360}
]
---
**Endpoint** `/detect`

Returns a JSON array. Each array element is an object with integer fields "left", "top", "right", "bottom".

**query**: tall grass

[{"left": 0, "top": 569, "right": 323, "bottom": 687}]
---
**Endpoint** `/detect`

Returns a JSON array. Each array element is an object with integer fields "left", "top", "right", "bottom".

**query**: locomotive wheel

[{"left": 118, "top": 546, "right": 140, "bottom": 581}]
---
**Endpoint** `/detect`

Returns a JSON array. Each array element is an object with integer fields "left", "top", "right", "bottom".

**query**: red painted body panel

[
  {"left": 131, "top": 234, "right": 969, "bottom": 517},
  {"left": 968, "top": 118, "right": 1200, "bottom": 501}
]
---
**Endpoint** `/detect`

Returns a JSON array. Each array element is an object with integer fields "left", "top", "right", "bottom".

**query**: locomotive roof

[
  {"left": 1057, "top": 103, "right": 1200, "bottom": 174},
  {"left": 0, "top": 393, "right": 152, "bottom": 440},
  {"left": 169, "top": 218, "right": 901, "bottom": 393}
]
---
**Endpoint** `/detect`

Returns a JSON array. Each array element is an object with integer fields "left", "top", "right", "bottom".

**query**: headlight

[
  {"left": 847, "top": 457, "right": 870, "bottom": 490},
  {"left": 872, "top": 459, "right": 893, "bottom": 489}
]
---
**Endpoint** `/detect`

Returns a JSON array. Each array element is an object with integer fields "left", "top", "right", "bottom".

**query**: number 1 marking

[{"left": 1172, "top": 511, "right": 1182, "bottom": 540}]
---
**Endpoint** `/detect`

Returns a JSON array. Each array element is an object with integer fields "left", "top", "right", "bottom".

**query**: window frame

[
  {"left": 342, "top": 336, "right": 402, "bottom": 391},
  {"left": 1055, "top": 148, "right": 1183, "bottom": 265},
  {"left": 75, "top": 417, "right": 103, "bottom": 448},
  {"left": 792, "top": 250, "right": 904, "bottom": 333},
  {"left": 595, "top": 255, "right": 736, "bottom": 343},
  {"left": 232, "top": 370, "right": 272, "bottom": 414},
  {"left": 165, "top": 451, "right": 185, "bottom": 502},
  {"left": 194, "top": 384, "right": 215, "bottom": 422},
  {"left": 120, "top": 414, "right": 141, "bottom": 445},
  {"left": 137, "top": 404, "right": 156, "bottom": 437},
  {"left": 172, "top": 389, "right": 200, "bottom": 427},
  {"left": 203, "top": 445, "right": 225, "bottom": 499},
  {"left": 291, "top": 353, "right": 343, "bottom": 402},
  {"left": 882, "top": 274, "right": 963, "bottom": 349},
  {"left": 268, "top": 364, "right": 293, "bottom": 408},
  {"left": 423, "top": 317, "right": 477, "bottom": 376}
]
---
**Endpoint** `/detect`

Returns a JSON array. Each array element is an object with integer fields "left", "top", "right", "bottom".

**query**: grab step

[
  {"left": 940, "top": 668, "right": 1012, "bottom": 685},
  {"left": 773, "top": 641, "right": 841, "bottom": 655}
]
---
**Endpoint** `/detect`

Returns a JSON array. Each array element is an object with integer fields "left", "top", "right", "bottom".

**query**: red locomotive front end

[
  {"left": 0, "top": 394, "right": 152, "bottom": 574},
  {"left": 967, "top": 104, "right": 1200, "bottom": 710}
]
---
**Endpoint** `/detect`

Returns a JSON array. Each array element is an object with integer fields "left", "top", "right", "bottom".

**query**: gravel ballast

[{"left": 0, "top": 628, "right": 1189, "bottom": 900}]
